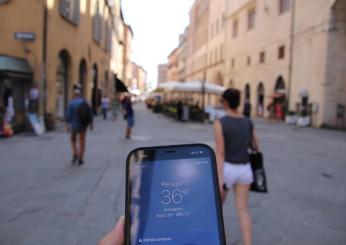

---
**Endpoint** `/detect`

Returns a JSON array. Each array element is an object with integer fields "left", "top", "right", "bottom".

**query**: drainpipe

[
  {"left": 41, "top": 0, "right": 48, "bottom": 126},
  {"left": 287, "top": 0, "right": 296, "bottom": 113}
]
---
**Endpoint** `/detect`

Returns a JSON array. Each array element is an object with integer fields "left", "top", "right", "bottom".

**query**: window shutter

[
  {"left": 93, "top": 15, "right": 97, "bottom": 41},
  {"left": 98, "top": 15, "right": 102, "bottom": 43},
  {"left": 59, "top": 0, "right": 68, "bottom": 18},
  {"left": 73, "top": 0, "right": 80, "bottom": 25},
  {"left": 108, "top": 28, "right": 112, "bottom": 52}
]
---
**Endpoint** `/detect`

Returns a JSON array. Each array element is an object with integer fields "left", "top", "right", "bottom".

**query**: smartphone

[{"left": 125, "top": 144, "right": 226, "bottom": 245}]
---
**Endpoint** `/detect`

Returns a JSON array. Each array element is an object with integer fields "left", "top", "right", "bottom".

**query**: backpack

[{"left": 77, "top": 101, "right": 92, "bottom": 128}]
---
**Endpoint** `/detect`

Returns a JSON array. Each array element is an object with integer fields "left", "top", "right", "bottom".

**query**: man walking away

[
  {"left": 66, "top": 84, "right": 93, "bottom": 165},
  {"left": 122, "top": 95, "right": 134, "bottom": 139},
  {"left": 101, "top": 94, "right": 110, "bottom": 120}
]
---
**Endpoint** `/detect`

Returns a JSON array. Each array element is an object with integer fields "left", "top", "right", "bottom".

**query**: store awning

[
  {"left": 114, "top": 75, "right": 129, "bottom": 93},
  {"left": 0, "top": 54, "right": 33, "bottom": 75}
]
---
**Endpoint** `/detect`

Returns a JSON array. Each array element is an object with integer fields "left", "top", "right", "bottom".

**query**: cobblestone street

[{"left": 1, "top": 103, "right": 346, "bottom": 245}]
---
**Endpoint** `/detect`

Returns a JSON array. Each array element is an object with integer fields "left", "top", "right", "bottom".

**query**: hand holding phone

[{"left": 125, "top": 144, "right": 226, "bottom": 245}]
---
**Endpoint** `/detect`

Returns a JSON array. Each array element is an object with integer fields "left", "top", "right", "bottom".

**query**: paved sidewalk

[{"left": 0, "top": 103, "right": 345, "bottom": 245}]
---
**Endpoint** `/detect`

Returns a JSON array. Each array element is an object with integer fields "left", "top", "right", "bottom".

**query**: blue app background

[{"left": 130, "top": 158, "right": 221, "bottom": 244}]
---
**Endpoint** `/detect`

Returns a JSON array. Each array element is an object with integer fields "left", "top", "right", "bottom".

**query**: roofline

[{"left": 168, "top": 47, "right": 178, "bottom": 58}]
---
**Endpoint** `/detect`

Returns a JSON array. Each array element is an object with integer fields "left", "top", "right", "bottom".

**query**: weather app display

[{"left": 130, "top": 158, "right": 221, "bottom": 245}]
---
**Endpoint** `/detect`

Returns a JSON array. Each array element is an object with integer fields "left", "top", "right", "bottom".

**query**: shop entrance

[
  {"left": 92, "top": 64, "right": 98, "bottom": 115},
  {"left": 79, "top": 58, "right": 87, "bottom": 98},
  {"left": 257, "top": 83, "right": 265, "bottom": 116},
  {"left": 56, "top": 50, "right": 70, "bottom": 120},
  {"left": 273, "top": 76, "right": 286, "bottom": 120}
]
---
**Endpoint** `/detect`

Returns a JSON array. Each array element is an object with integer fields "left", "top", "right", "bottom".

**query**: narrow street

[{"left": 0, "top": 103, "right": 346, "bottom": 245}]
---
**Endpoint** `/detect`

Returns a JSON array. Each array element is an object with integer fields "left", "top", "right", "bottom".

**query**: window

[
  {"left": 215, "top": 49, "right": 218, "bottom": 63},
  {"left": 247, "top": 56, "right": 251, "bottom": 66},
  {"left": 279, "top": 0, "right": 291, "bottom": 14},
  {"left": 59, "top": 0, "right": 80, "bottom": 25},
  {"left": 278, "top": 45, "right": 285, "bottom": 59},
  {"left": 247, "top": 8, "right": 256, "bottom": 30},
  {"left": 220, "top": 45, "right": 224, "bottom": 60},
  {"left": 259, "top": 51, "right": 265, "bottom": 63},
  {"left": 105, "top": 23, "right": 112, "bottom": 52},
  {"left": 216, "top": 19, "right": 220, "bottom": 34},
  {"left": 93, "top": 1, "right": 102, "bottom": 44},
  {"left": 211, "top": 24, "right": 214, "bottom": 38},
  {"left": 209, "top": 51, "right": 213, "bottom": 65},
  {"left": 232, "top": 19, "right": 238, "bottom": 38},
  {"left": 231, "top": 58, "right": 235, "bottom": 68}
]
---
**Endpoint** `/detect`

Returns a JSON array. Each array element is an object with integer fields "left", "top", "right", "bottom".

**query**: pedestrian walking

[
  {"left": 66, "top": 84, "right": 93, "bottom": 165},
  {"left": 267, "top": 101, "right": 275, "bottom": 122},
  {"left": 101, "top": 94, "right": 110, "bottom": 120},
  {"left": 214, "top": 88, "right": 260, "bottom": 245},
  {"left": 122, "top": 95, "right": 134, "bottom": 139},
  {"left": 112, "top": 94, "right": 120, "bottom": 120},
  {"left": 29, "top": 83, "right": 39, "bottom": 113},
  {"left": 243, "top": 99, "right": 252, "bottom": 118},
  {"left": 177, "top": 100, "right": 183, "bottom": 121}
]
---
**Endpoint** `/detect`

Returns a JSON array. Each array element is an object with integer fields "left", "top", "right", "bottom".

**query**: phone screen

[{"left": 126, "top": 144, "right": 225, "bottom": 245}]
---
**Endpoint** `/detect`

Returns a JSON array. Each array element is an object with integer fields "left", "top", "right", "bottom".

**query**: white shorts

[{"left": 223, "top": 162, "right": 254, "bottom": 189}]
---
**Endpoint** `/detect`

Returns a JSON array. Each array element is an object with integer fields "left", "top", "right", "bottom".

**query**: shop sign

[{"left": 14, "top": 32, "right": 36, "bottom": 41}]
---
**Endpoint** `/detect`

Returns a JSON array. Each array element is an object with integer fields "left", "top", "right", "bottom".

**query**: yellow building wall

[
  {"left": 0, "top": 0, "right": 43, "bottom": 82},
  {"left": 0, "top": 0, "right": 113, "bottom": 120}
]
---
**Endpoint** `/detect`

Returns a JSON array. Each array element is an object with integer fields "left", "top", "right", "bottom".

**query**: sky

[{"left": 122, "top": 0, "right": 194, "bottom": 89}]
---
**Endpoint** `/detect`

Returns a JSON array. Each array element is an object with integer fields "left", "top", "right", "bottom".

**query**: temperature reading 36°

[{"left": 160, "top": 189, "right": 189, "bottom": 205}]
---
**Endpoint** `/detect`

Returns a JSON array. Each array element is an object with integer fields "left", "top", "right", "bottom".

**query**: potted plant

[
  {"left": 285, "top": 111, "right": 297, "bottom": 125},
  {"left": 297, "top": 109, "right": 310, "bottom": 127}
]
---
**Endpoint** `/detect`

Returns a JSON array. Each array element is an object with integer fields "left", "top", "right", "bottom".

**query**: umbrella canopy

[
  {"left": 174, "top": 81, "right": 225, "bottom": 95},
  {"left": 157, "top": 81, "right": 181, "bottom": 91}
]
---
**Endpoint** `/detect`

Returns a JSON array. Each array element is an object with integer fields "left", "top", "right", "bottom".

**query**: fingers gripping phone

[{"left": 125, "top": 144, "right": 226, "bottom": 245}]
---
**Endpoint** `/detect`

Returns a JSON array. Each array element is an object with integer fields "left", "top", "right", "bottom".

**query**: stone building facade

[
  {"left": 224, "top": 0, "right": 346, "bottom": 127},
  {"left": 157, "top": 63, "right": 168, "bottom": 84},
  {"left": 206, "top": 0, "right": 226, "bottom": 86},
  {"left": 185, "top": 0, "right": 210, "bottom": 81},
  {"left": 176, "top": 28, "right": 188, "bottom": 82},
  {"left": 167, "top": 48, "right": 178, "bottom": 81},
  {"left": 169, "top": 0, "right": 346, "bottom": 128},
  {"left": 122, "top": 24, "right": 133, "bottom": 87},
  {"left": 289, "top": 0, "right": 346, "bottom": 128},
  {"left": 131, "top": 62, "right": 147, "bottom": 96}
]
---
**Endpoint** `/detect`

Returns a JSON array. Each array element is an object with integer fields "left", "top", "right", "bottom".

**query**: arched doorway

[
  {"left": 257, "top": 83, "right": 265, "bottom": 116},
  {"left": 245, "top": 84, "right": 251, "bottom": 100},
  {"left": 275, "top": 76, "right": 285, "bottom": 93},
  {"left": 273, "top": 76, "right": 286, "bottom": 120},
  {"left": 243, "top": 84, "right": 251, "bottom": 117},
  {"left": 92, "top": 64, "right": 98, "bottom": 115},
  {"left": 79, "top": 58, "right": 87, "bottom": 98},
  {"left": 56, "top": 50, "right": 70, "bottom": 119}
]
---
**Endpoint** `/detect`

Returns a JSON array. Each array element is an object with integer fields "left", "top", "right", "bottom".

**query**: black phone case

[{"left": 124, "top": 143, "right": 226, "bottom": 245}]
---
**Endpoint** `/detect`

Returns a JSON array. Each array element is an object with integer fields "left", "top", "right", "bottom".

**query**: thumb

[{"left": 98, "top": 216, "right": 125, "bottom": 245}]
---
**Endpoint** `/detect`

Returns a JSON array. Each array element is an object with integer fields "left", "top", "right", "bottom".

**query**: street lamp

[{"left": 201, "top": 72, "right": 206, "bottom": 121}]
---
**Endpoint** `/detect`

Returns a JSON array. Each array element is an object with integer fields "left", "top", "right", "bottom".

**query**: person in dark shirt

[
  {"left": 214, "top": 88, "right": 259, "bottom": 245},
  {"left": 66, "top": 85, "right": 93, "bottom": 165},
  {"left": 243, "top": 99, "right": 252, "bottom": 118},
  {"left": 122, "top": 95, "right": 134, "bottom": 139}
]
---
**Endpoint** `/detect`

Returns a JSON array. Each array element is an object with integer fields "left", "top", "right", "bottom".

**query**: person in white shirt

[{"left": 101, "top": 95, "right": 110, "bottom": 120}]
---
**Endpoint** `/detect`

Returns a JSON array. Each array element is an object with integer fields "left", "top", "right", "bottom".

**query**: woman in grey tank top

[{"left": 214, "top": 88, "right": 259, "bottom": 245}]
